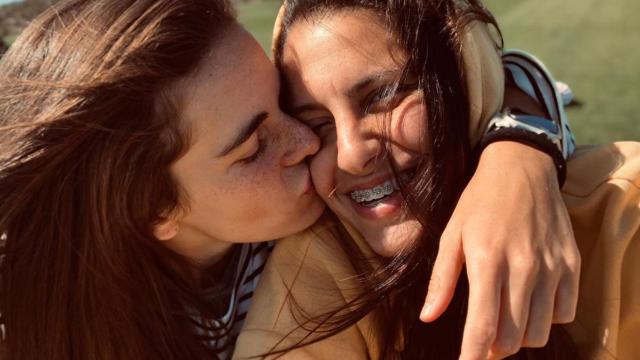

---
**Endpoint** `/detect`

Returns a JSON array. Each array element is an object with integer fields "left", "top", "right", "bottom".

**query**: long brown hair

[
  {"left": 0, "top": 0, "right": 235, "bottom": 358},
  {"left": 274, "top": 1, "right": 578, "bottom": 358}
]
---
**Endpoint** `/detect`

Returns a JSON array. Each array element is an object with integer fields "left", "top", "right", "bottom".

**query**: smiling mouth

[{"left": 348, "top": 171, "right": 413, "bottom": 208}]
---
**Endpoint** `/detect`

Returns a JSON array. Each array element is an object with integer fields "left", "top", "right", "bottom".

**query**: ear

[{"left": 153, "top": 218, "right": 179, "bottom": 241}]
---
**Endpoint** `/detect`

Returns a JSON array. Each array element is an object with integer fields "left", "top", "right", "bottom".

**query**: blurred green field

[
  {"left": 3, "top": 34, "right": 16, "bottom": 43},
  {"left": 238, "top": 0, "right": 639, "bottom": 144},
  {"left": 237, "top": 0, "right": 282, "bottom": 50}
]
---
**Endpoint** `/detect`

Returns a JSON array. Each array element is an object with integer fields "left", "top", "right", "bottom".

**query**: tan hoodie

[{"left": 234, "top": 142, "right": 640, "bottom": 360}]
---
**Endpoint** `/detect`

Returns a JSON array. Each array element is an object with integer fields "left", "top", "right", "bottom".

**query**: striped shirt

[
  {"left": 195, "top": 241, "right": 274, "bottom": 359},
  {"left": 0, "top": 240, "right": 274, "bottom": 359}
]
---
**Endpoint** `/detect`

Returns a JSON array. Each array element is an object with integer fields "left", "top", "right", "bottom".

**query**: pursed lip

[{"left": 302, "top": 168, "right": 316, "bottom": 195}]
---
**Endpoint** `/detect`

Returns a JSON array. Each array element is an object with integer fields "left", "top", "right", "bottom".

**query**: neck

[{"left": 164, "top": 227, "right": 236, "bottom": 275}]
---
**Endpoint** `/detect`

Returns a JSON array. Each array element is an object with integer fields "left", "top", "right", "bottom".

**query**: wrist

[
  {"left": 479, "top": 124, "right": 567, "bottom": 186},
  {"left": 479, "top": 141, "right": 557, "bottom": 184}
]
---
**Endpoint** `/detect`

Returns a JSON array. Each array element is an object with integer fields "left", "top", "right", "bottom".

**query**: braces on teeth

[{"left": 350, "top": 180, "right": 396, "bottom": 203}]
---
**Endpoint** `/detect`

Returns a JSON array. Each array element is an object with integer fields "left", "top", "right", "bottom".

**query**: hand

[{"left": 419, "top": 141, "right": 581, "bottom": 360}]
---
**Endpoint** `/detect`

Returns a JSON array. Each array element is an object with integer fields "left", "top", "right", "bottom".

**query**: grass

[
  {"left": 484, "top": 0, "right": 640, "bottom": 143},
  {"left": 236, "top": 0, "right": 281, "bottom": 53},
  {"left": 238, "top": 0, "right": 639, "bottom": 144},
  {"left": 2, "top": 34, "right": 16, "bottom": 44}
]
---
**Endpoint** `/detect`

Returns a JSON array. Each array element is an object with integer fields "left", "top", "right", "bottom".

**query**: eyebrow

[
  {"left": 289, "top": 103, "right": 324, "bottom": 115},
  {"left": 288, "top": 69, "right": 403, "bottom": 115},
  {"left": 217, "top": 112, "right": 269, "bottom": 157},
  {"left": 346, "top": 69, "right": 402, "bottom": 98}
]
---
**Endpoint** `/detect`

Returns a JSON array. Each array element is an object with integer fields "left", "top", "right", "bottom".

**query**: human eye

[
  {"left": 300, "top": 115, "right": 335, "bottom": 139},
  {"left": 237, "top": 135, "right": 265, "bottom": 165},
  {"left": 311, "top": 117, "right": 335, "bottom": 138},
  {"left": 364, "top": 82, "right": 418, "bottom": 114}
]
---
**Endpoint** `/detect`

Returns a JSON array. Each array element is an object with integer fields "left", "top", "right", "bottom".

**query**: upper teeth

[{"left": 350, "top": 179, "right": 397, "bottom": 203}]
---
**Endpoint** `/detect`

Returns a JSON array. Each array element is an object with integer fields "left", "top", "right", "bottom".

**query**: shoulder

[
  {"left": 562, "top": 142, "right": 640, "bottom": 359},
  {"left": 234, "top": 213, "right": 372, "bottom": 359},
  {"left": 270, "top": 213, "right": 351, "bottom": 279},
  {"left": 256, "top": 212, "right": 358, "bottom": 311},
  {"left": 563, "top": 142, "right": 640, "bottom": 237},
  {"left": 564, "top": 142, "right": 640, "bottom": 197},
  {"left": 563, "top": 141, "right": 640, "bottom": 254}
]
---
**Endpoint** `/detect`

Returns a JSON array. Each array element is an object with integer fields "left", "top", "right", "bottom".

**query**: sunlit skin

[
  {"left": 157, "top": 25, "right": 325, "bottom": 268},
  {"left": 281, "top": 11, "right": 425, "bottom": 256}
]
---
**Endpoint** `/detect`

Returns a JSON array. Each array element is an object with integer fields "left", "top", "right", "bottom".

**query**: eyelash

[
  {"left": 313, "top": 119, "right": 333, "bottom": 131},
  {"left": 239, "top": 136, "right": 265, "bottom": 165},
  {"left": 364, "top": 83, "right": 417, "bottom": 113}
]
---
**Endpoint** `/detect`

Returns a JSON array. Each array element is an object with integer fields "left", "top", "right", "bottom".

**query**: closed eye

[
  {"left": 237, "top": 133, "right": 265, "bottom": 165},
  {"left": 364, "top": 82, "right": 419, "bottom": 114},
  {"left": 309, "top": 116, "right": 335, "bottom": 138},
  {"left": 291, "top": 107, "right": 335, "bottom": 139}
]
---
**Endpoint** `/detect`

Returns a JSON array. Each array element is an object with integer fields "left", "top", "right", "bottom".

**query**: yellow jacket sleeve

[{"left": 563, "top": 142, "right": 640, "bottom": 360}]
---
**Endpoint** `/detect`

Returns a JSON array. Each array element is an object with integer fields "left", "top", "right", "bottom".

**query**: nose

[
  {"left": 280, "top": 113, "right": 321, "bottom": 167},
  {"left": 335, "top": 113, "right": 381, "bottom": 176}
]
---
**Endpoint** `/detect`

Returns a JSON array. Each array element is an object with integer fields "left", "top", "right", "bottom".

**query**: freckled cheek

[
  {"left": 255, "top": 152, "right": 286, "bottom": 188},
  {"left": 228, "top": 154, "right": 285, "bottom": 197},
  {"left": 221, "top": 169, "right": 282, "bottom": 220},
  {"left": 392, "top": 98, "right": 427, "bottom": 152},
  {"left": 309, "top": 146, "right": 337, "bottom": 201}
]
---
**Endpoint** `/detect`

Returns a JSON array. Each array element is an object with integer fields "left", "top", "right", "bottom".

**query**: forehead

[
  {"left": 281, "top": 9, "right": 405, "bottom": 98},
  {"left": 177, "top": 25, "right": 276, "bottom": 144}
]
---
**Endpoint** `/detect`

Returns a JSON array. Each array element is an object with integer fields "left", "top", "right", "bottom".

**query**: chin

[
  {"left": 366, "top": 227, "right": 419, "bottom": 257},
  {"left": 292, "top": 198, "right": 326, "bottom": 232},
  {"left": 366, "top": 237, "right": 403, "bottom": 257}
]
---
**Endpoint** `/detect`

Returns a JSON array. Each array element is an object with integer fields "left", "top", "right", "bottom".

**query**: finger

[
  {"left": 522, "top": 277, "right": 558, "bottom": 348},
  {"left": 488, "top": 268, "right": 537, "bottom": 359},
  {"left": 420, "top": 231, "right": 464, "bottom": 323},
  {"left": 552, "top": 251, "right": 581, "bottom": 324},
  {"left": 459, "top": 262, "right": 502, "bottom": 360}
]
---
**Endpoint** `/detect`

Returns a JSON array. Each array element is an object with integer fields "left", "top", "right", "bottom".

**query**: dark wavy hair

[
  {"left": 272, "top": 0, "right": 578, "bottom": 358},
  {"left": 0, "top": 0, "right": 236, "bottom": 358}
]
